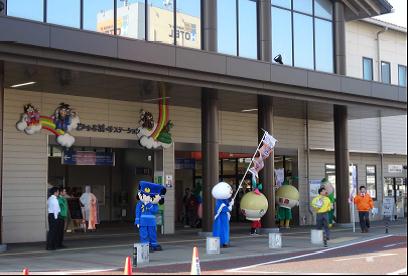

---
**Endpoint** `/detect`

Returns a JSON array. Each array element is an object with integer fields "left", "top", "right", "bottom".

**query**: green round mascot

[
  {"left": 321, "top": 177, "right": 335, "bottom": 228},
  {"left": 275, "top": 180, "right": 300, "bottom": 229}
]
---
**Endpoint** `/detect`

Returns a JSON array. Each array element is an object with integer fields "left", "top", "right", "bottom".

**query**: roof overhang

[{"left": 341, "top": 0, "right": 393, "bottom": 21}]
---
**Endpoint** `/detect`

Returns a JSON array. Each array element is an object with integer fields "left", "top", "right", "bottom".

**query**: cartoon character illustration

[
  {"left": 212, "top": 182, "right": 234, "bottom": 248},
  {"left": 53, "top": 103, "right": 79, "bottom": 132},
  {"left": 16, "top": 104, "right": 42, "bottom": 135},
  {"left": 321, "top": 177, "right": 336, "bottom": 228},
  {"left": 275, "top": 180, "right": 300, "bottom": 229},
  {"left": 135, "top": 181, "right": 167, "bottom": 252}
]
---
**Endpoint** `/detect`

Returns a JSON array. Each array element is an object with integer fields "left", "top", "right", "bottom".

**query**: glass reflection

[
  {"left": 114, "top": 0, "right": 145, "bottom": 39},
  {"left": 7, "top": 0, "right": 44, "bottom": 22},
  {"left": 293, "top": 13, "right": 314, "bottom": 69},
  {"left": 176, "top": 0, "right": 201, "bottom": 49},
  {"left": 271, "top": 0, "right": 291, "bottom": 9},
  {"left": 217, "top": 0, "right": 237, "bottom": 55},
  {"left": 272, "top": 7, "right": 292, "bottom": 65},
  {"left": 148, "top": 0, "right": 174, "bottom": 44},
  {"left": 398, "top": 65, "right": 407, "bottom": 87},
  {"left": 84, "top": 0, "right": 114, "bottom": 34},
  {"left": 381, "top": 62, "right": 391, "bottom": 84},
  {"left": 239, "top": 0, "right": 257, "bottom": 59},
  {"left": 314, "top": 0, "right": 333, "bottom": 19},
  {"left": 315, "top": 19, "right": 333, "bottom": 73},
  {"left": 47, "top": 0, "right": 80, "bottom": 28},
  {"left": 293, "top": 0, "right": 312, "bottom": 15}
]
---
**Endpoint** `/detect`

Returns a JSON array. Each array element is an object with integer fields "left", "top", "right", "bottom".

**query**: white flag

[{"left": 263, "top": 132, "right": 277, "bottom": 149}]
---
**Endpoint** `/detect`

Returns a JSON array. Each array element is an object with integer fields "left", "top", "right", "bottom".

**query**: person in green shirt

[
  {"left": 311, "top": 187, "right": 332, "bottom": 242},
  {"left": 57, "top": 187, "right": 69, "bottom": 249}
]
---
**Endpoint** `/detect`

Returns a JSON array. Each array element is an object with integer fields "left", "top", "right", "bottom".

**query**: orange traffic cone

[
  {"left": 124, "top": 256, "right": 132, "bottom": 275},
  {"left": 190, "top": 247, "right": 201, "bottom": 275},
  {"left": 22, "top": 268, "right": 29, "bottom": 275}
]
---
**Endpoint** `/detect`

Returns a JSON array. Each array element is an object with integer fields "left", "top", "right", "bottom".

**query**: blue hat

[{"left": 139, "top": 181, "right": 165, "bottom": 196}]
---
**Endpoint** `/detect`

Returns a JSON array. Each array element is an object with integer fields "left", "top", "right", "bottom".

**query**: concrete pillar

[
  {"left": 201, "top": 0, "right": 217, "bottom": 52},
  {"left": 258, "top": 95, "right": 276, "bottom": 229},
  {"left": 200, "top": 0, "right": 219, "bottom": 233},
  {"left": 334, "top": 105, "right": 350, "bottom": 223},
  {"left": 334, "top": 0, "right": 346, "bottom": 75},
  {"left": 201, "top": 89, "right": 219, "bottom": 233},
  {"left": 257, "top": 0, "right": 272, "bottom": 62},
  {"left": 334, "top": 1, "right": 350, "bottom": 223},
  {"left": 0, "top": 61, "right": 5, "bottom": 251}
]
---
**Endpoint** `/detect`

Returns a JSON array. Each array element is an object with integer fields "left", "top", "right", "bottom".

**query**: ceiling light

[
  {"left": 241, "top": 108, "right": 258, "bottom": 112},
  {"left": 143, "top": 96, "right": 171, "bottom": 102},
  {"left": 11, "top": 81, "right": 36, "bottom": 88}
]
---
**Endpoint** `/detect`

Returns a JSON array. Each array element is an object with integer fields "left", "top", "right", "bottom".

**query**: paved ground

[{"left": 0, "top": 220, "right": 406, "bottom": 275}]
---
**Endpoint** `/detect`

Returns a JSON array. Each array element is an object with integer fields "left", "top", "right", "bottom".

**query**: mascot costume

[
  {"left": 275, "top": 180, "right": 300, "bottom": 229},
  {"left": 321, "top": 177, "right": 336, "bottom": 228},
  {"left": 135, "top": 181, "right": 166, "bottom": 252},
  {"left": 240, "top": 175, "right": 268, "bottom": 234},
  {"left": 212, "top": 182, "right": 234, "bottom": 248}
]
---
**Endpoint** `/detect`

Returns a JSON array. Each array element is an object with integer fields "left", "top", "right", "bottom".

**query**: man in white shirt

[{"left": 47, "top": 187, "right": 60, "bottom": 250}]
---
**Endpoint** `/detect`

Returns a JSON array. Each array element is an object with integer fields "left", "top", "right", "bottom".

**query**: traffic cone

[
  {"left": 22, "top": 268, "right": 29, "bottom": 275},
  {"left": 124, "top": 256, "right": 132, "bottom": 275},
  {"left": 190, "top": 246, "right": 201, "bottom": 275}
]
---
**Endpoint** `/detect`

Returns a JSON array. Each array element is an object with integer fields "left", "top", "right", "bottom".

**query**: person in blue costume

[
  {"left": 135, "top": 181, "right": 166, "bottom": 252},
  {"left": 212, "top": 182, "right": 234, "bottom": 248}
]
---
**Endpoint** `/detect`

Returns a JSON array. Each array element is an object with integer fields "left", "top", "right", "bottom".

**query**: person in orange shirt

[{"left": 354, "top": 186, "right": 374, "bottom": 233}]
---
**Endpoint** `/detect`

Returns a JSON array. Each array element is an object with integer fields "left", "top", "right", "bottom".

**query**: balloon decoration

[
  {"left": 137, "top": 83, "right": 173, "bottom": 149},
  {"left": 16, "top": 103, "right": 80, "bottom": 148}
]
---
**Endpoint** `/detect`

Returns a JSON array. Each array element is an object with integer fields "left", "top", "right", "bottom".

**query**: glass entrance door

[{"left": 384, "top": 177, "right": 406, "bottom": 219}]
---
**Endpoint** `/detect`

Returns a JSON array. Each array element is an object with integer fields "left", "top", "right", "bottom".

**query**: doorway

[{"left": 384, "top": 177, "right": 406, "bottom": 219}]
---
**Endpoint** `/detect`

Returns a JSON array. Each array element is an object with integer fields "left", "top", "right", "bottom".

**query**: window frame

[
  {"left": 362, "top": 57, "right": 374, "bottom": 81},
  {"left": 366, "top": 165, "right": 377, "bottom": 200},
  {"left": 271, "top": 0, "right": 334, "bottom": 72},
  {"left": 381, "top": 60, "right": 391, "bottom": 84},
  {"left": 398, "top": 64, "right": 407, "bottom": 87}
]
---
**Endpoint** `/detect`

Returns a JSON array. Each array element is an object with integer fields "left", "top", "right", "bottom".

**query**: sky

[{"left": 374, "top": 0, "right": 407, "bottom": 28}]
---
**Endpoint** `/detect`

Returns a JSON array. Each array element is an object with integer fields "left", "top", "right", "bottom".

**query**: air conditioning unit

[{"left": 0, "top": 0, "right": 6, "bottom": 16}]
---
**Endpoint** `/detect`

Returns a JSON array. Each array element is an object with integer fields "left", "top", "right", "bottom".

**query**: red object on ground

[
  {"left": 23, "top": 268, "right": 29, "bottom": 275},
  {"left": 124, "top": 256, "right": 132, "bottom": 275}
]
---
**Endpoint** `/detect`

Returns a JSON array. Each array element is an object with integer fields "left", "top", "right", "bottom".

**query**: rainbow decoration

[
  {"left": 39, "top": 116, "right": 65, "bottom": 136},
  {"left": 151, "top": 96, "right": 169, "bottom": 140}
]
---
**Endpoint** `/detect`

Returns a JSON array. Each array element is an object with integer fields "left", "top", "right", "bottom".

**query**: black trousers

[
  {"left": 358, "top": 211, "right": 370, "bottom": 231},
  {"left": 56, "top": 218, "right": 66, "bottom": 247},
  {"left": 47, "top": 214, "right": 58, "bottom": 250},
  {"left": 316, "top": 212, "right": 330, "bottom": 239}
]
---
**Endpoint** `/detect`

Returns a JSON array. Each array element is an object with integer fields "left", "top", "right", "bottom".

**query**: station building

[{"left": 0, "top": 0, "right": 406, "bottom": 245}]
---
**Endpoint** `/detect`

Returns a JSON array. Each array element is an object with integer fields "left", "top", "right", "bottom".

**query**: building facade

[{"left": 0, "top": 0, "right": 406, "bottom": 245}]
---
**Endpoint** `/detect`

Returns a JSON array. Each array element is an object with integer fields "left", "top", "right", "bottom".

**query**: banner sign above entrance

[
  {"left": 62, "top": 151, "right": 115, "bottom": 166},
  {"left": 388, "top": 165, "right": 403, "bottom": 173},
  {"left": 76, "top": 123, "right": 139, "bottom": 134}
]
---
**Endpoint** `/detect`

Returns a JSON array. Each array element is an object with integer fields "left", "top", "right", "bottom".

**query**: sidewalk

[{"left": 0, "top": 220, "right": 406, "bottom": 273}]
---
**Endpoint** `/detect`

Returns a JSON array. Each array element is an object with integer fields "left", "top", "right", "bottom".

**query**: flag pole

[{"left": 232, "top": 131, "right": 267, "bottom": 201}]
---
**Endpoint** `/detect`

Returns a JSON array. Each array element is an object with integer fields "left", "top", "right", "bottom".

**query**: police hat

[{"left": 139, "top": 181, "right": 165, "bottom": 197}]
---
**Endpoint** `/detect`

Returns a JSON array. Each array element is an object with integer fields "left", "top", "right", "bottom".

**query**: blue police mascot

[
  {"left": 212, "top": 182, "right": 234, "bottom": 248},
  {"left": 135, "top": 181, "right": 166, "bottom": 252}
]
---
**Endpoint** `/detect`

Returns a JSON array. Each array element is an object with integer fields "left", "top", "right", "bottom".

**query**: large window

[
  {"left": 148, "top": 0, "right": 174, "bottom": 45},
  {"left": 47, "top": 0, "right": 80, "bottom": 28},
  {"left": 116, "top": 0, "right": 145, "bottom": 40},
  {"left": 7, "top": 0, "right": 44, "bottom": 22},
  {"left": 381, "top": 61, "right": 391, "bottom": 84},
  {"left": 325, "top": 164, "right": 358, "bottom": 198},
  {"left": 272, "top": 7, "right": 292, "bottom": 65},
  {"left": 83, "top": 0, "right": 115, "bottom": 34},
  {"left": 366, "top": 165, "right": 377, "bottom": 199},
  {"left": 363, "top": 57, "right": 374, "bottom": 81},
  {"left": 238, "top": 0, "right": 257, "bottom": 59},
  {"left": 217, "top": 0, "right": 237, "bottom": 55},
  {"left": 293, "top": 13, "right": 314, "bottom": 70},
  {"left": 315, "top": 18, "right": 333, "bottom": 72},
  {"left": 271, "top": 0, "right": 334, "bottom": 72},
  {"left": 176, "top": 0, "right": 201, "bottom": 49},
  {"left": 398, "top": 65, "right": 407, "bottom": 87}
]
